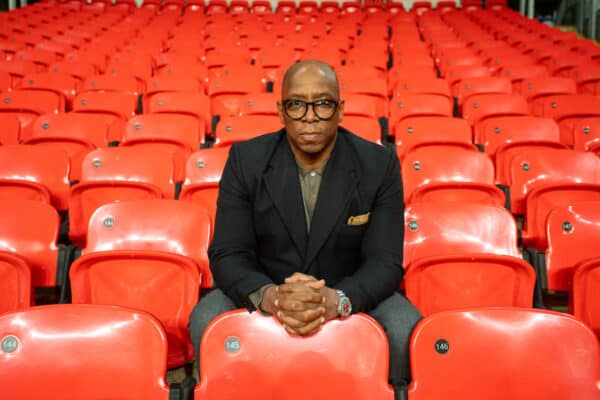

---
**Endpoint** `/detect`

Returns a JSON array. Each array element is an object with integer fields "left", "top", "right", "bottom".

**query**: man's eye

[
  {"left": 316, "top": 100, "right": 334, "bottom": 107},
  {"left": 290, "top": 100, "right": 305, "bottom": 107}
]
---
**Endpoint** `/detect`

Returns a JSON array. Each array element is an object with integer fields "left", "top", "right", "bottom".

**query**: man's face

[{"left": 277, "top": 66, "right": 344, "bottom": 159}]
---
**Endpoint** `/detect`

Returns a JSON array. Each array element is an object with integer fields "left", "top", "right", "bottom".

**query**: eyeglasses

[{"left": 281, "top": 98, "right": 339, "bottom": 121}]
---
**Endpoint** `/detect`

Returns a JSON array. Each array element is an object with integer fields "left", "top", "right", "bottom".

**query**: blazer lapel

[
  {"left": 304, "top": 131, "right": 359, "bottom": 269},
  {"left": 262, "top": 133, "right": 308, "bottom": 258}
]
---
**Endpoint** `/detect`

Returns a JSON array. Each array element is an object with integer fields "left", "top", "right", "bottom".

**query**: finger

[
  {"left": 278, "top": 282, "right": 319, "bottom": 293},
  {"left": 304, "top": 279, "right": 326, "bottom": 289},
  {"left": 285, "top": 272, "right": 317, "bottom": 283},
  {"left": 277, "top": 311, "right": 308, "bottom": 329},
  {"left": 294, "top": 316, "right": 325, "bottom": 336},
  {"left": 284, "top": 306, "right": 325, "bottom": 323},
  {"left": 278, "top": 292, "right": 325, "bottom": 308}
]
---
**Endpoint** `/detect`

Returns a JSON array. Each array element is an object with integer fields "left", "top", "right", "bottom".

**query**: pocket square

[{"left": 347, "top": 212, "right": 370, "bottom": 226}]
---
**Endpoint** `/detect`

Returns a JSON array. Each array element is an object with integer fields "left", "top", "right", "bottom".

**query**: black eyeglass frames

[{"left": 280, "top": 98, "right": 339, "bottom": 120}]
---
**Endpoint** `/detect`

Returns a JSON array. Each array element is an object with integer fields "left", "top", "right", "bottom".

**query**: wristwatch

[{"left": 336, "top": 289, "right": 352, "bottom": 318}]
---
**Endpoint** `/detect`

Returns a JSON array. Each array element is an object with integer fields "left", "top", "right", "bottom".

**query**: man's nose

[{"left": 303, "top": 104, "right": 318, "bottom": 122}]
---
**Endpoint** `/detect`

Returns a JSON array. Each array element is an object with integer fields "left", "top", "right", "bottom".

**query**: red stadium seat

[
  {"left": 478, "top": 116, "right": 561, "bottom": 157},
  {"left": 392, "top": 78, "right": 452, "bottom": 108},
  {"left": 569, "top": 65, "right": 600, "bottom": 94},
  {"left": 0, "top": 251, "right": 31, "bottom": 314},
  {"left": 507, "top": 148, "right": 600, "bottom": 215},
  {"left": 404, "top": 203, "right": 523, "bottom": 267},
  {"left": 454, "top": 76, "right": 512, "bottom": 108},
  {"left": 0, "top": 305, "right": 172, "bottom": 398},
  {"left": 341, "top": 116, "right": 382, "bottom": 144},
  {"left": 519, "top": 77, "right": 577, "bottom": 104},
  {"left": 0, "top": 90, "right": 63, "bottom": 138},
  {"left": 401, "top": 147, "right": 504, "bottom": 206},
  {"left": 0, "top": 145, "right": 70, "bottom": 211},
  {"left": 48, "top": 61, "right": 99, "bottom": 83},
  {"left": 390, "top": 94, "right": 453, "bottom": 131},
  {"left": 544, "top": 201, "right": 600, "bottom": 292},
  {"left": 572, "top": 117, "right": 600, "bottom": 153},
  {"left": 208, "top": 69, "right": 265, "bottom": 117},
  {"left": 214, "top": 115, "right": 282, "bottom": 147},
  {"left": 0, "top": 71, "right": 12, "bottom": 93},
  {"left": 500, "top": 64, "right": 548, "bottom": 91},
  {"left": 407, "top": 308, "right": 600, "bottom": 399},
  {"left": 68, "top": 147, "right": 176, "bottom": 248},
  {"left": 70, "top": 200, "right": 210, "bottom": 367},
  {"left": 72, "top": 91, "right": 138, "bottom": 121},
  {"left": 0, "top": 114, "right": 20, "bottom": 145},
  {"left": 121, "top": 114, "right": 205, "bottom": 182},
  {"left": 530, "top": 94, "right": 600, "bottom": 147},
  {"left": 143, "top": 76, "right": 203, "bottom": 112},
  {"left": 180, "top": 148, "right": 230, "bottom": 237},
  {"left": 395, "top": 116, "right": 475, "bottom": 159},
  {"left": 0, "top": 200, "right": 63, "bottom": 289},
  {"left": 19, "top": 72, "right": 78, "bottom": 108},
  {"left": 238, "top": 92, "right": 279, "bottom": 116},
  {"left": 81, "top": 74, "right": 140, "bottom": 97},
  {"left": 404, "top": 203, "right": 533, "bottom": 315},
  {"left": 27, "top": 113, "right": 122, "bottom": 181},
  {"left": 573, "top": 253, "right": 600, "bottom": 338},
  {"left": 463, "top": 93, "right": 529, "bottom": 144},
  {"left": 146, "top": 91, "right": 211, "bottom": 133},
  {"left": 194, "top": 310, "right": 395, "bottom": 400}
]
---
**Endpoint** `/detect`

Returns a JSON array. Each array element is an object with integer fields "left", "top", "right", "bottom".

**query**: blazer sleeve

[
  {"left": 208, "top": 144, "right": 274, "bottom": 310},
  {"left": 334, "top": 148, "right": 405, "bottom": 313}
]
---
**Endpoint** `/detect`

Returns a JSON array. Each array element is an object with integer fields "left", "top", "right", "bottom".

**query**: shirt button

[{"left": 310, "top": 171, "right": 316, "bottom": 177}]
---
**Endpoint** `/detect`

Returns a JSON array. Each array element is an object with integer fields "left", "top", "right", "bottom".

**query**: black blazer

[{"left": 208, "top": 127, "right": 405, "bottom": 313}]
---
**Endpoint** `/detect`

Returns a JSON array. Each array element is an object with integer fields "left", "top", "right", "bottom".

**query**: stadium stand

[{"left": 2, "top": 0, "right": 600, "bottom": 396}]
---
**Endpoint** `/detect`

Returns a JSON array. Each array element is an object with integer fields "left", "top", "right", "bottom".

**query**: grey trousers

[{"left": 189, "top": 289, "right": 422, "bottom": 388}]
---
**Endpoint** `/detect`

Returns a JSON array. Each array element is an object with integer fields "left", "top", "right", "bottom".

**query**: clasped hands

[{"left": 260, "top": 272, "right": 339, "bottom": 337}]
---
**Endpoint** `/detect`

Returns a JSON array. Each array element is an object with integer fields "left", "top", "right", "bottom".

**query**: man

[{"left": 189, "top": 60, "right": 422, "bottom": 392}]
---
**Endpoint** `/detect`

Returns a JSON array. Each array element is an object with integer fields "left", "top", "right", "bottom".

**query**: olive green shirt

[{"left": 248, "top": 159, "right": 328, "bottom": 312}]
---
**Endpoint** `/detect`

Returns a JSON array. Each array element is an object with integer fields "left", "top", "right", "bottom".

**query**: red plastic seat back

[
  {"left": 455, "top": 76, "right": 512, "bottom": 106},
  {"left": 401, "top": 147, "right": 503, "bottom": 206},
  {"left": 0, "top": 252, "right": 31, "bottom": 314},
  {"left": 479, "top": 116, "right": 560, "bottom": 156},
  {"left": 146, "top": 91, "right": 211, "bottom": 131},
  {"left": 68, "top": 147, "right": 176, "bottom": 247},
  {"left": 395, "top": 116, "right": 473, "bottom": 158},
  {"left": 180, "top": 148, "right": 229, "bottom": 234},
  {"left": 0, "top": 145, "right": 70, "bottom": 210},
  {"left": 0, "top": 200, "right": 60, "bottom": 287},
  {"left": 408, "top": 308, "right": 600, "bottom": 400},
  {"left": 463, "top": 93, "right": 529, "bottom": 127},
  {"left": 573, "top": 256, "right": 600, "bottom": 337},
  {"left": 0, "top": 114, "right": 21, "bottom": 145},
  {"left": 519, "top": 77, "right": 577, "bottom": 103},
  {"left": 404, "top": 203, "right": 521, "bottom": 268},
  {"left": 84, "top": 199, "right": 211, "bottom": 286},
  {"left": 546, "top": 201, "right": 600, "bottom": 291},
  {"left": 195, "top": 310, "right": 395, "bottom": 400},
  {"left": 0, "top": 304, "right": 171, "bottom": 398},
  {"left": 405, "top": 254, "right": 535, "bottom": 316},
  {"left": 390, "top": 93, "right": 452, "bottom": 127},
  {"left": 508, "top": 149, "right": 600, "bottom": 214},
  {"left": 340, "top": 116, "right": 382, "bottom": 144},
  {"left": 214, "top": 115, "right": 282, "bottom": 147},
  {"left": 530, "top": 94, "right": 600, "bottom": 123},
  {"left": 571, "top": 117, "right": 600, "bottom": 152},
  {"left": 122, "top": 113, "right": 205, "bottom": 181},
  {"left": 73, "top": 91, "right": 138, "bottom": 121}
]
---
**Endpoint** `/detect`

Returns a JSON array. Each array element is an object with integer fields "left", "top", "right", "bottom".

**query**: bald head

[{"left": 281, "top": 60, "right": 340, "bottom": 100}]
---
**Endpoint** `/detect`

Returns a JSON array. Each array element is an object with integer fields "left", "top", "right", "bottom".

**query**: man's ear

[
  {"left": 337, "top": 99, "right": 345, "bottom": 123},
  {"left": 277, "top": 101, "right": 286, "bottom": 124}
]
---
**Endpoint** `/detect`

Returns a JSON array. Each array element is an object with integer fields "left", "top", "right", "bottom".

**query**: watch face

[{"left": 339, "top": 297, "right": 352, "bottom": 317}]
